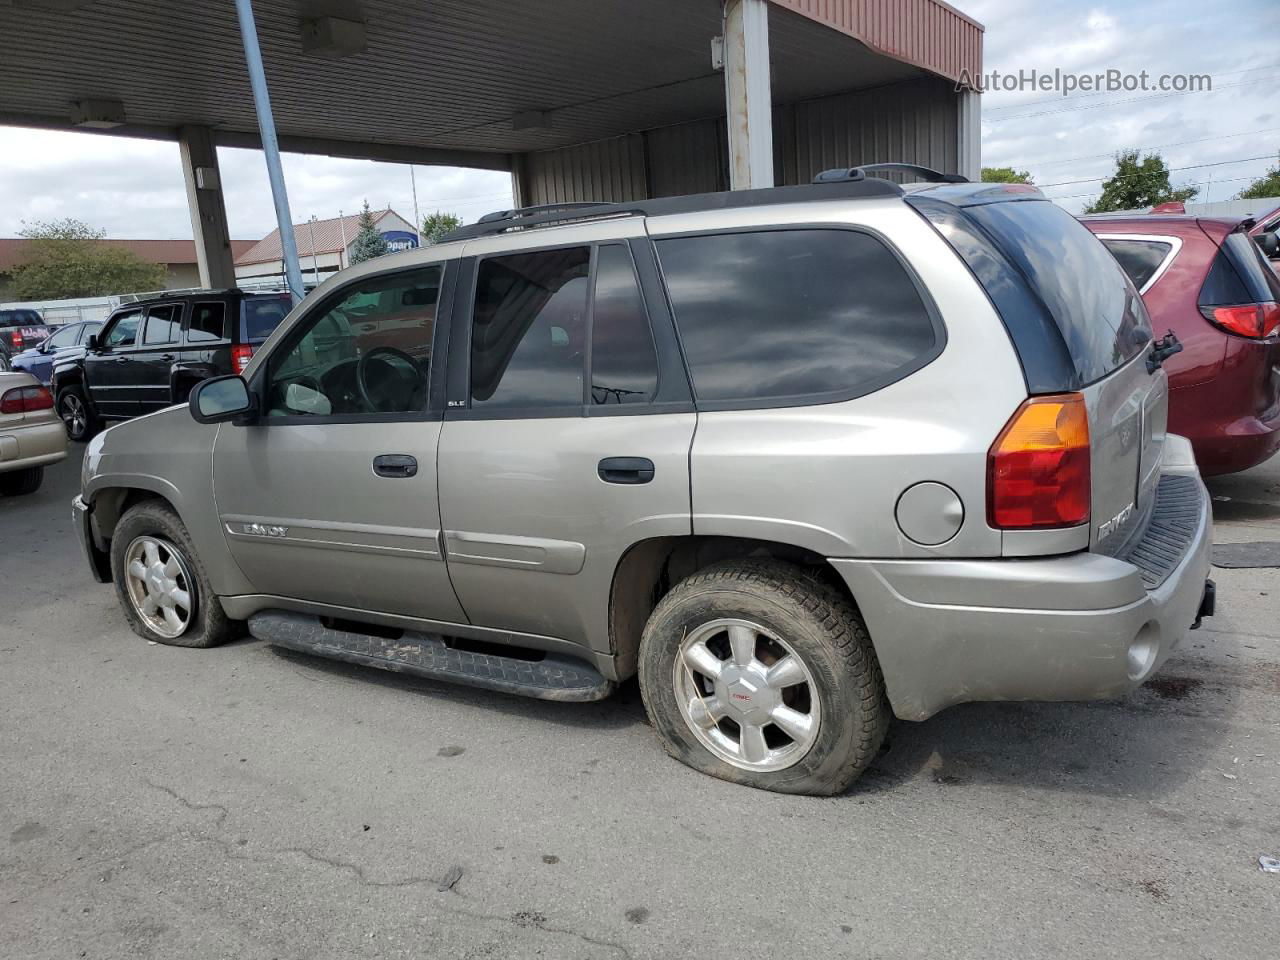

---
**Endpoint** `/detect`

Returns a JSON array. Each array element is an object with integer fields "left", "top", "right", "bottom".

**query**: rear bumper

[
  {"left": 831, "top": 460, "right": 1213, "bottom": 721},
  {"left": 0, "top": 418, "right": 67, "bottom": 473}
]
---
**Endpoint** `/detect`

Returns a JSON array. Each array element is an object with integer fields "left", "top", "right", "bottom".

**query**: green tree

[
  {"left": 1236, "top": 157, "right": 1280, "bottom": 200},
  {"left": 981, "top": 166, "right": 1032, "bottom": 184},
  {"left": 9, "top": 219, "right": 167, "bottom": 300},
  {"left": 420, "top": 210, "right": 461, "bottom": 245},
  {"left": 347, "top": 200, "right": 390, "bottom": 264},
  {"left": 1083, "top": 150, "right": 1198, "bottom": 214}
]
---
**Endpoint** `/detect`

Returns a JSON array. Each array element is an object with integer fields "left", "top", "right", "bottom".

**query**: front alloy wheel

[{"left": 122, "top": 535, "right": 195, "bottom": 638}]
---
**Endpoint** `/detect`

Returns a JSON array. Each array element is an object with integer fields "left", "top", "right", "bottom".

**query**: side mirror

[
  {"left": 190, "top": 375, "right": 256, "bottom": 424},
  {"left": 86, "top": 334, "right": 101, "bottom": 352},
  {"left": 1256, "top": 232, "right": 1280, "bottom": 260}
]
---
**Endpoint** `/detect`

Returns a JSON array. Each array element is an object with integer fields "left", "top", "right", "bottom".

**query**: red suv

[{"left": 1083, "top": 215, "right": 1280, "bottom": 475}]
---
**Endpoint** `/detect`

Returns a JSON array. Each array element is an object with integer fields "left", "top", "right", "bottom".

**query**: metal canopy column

[
  {"left": 178, "top": 126, "right": 236, "bottom": 290},
  {"left": 233, "top": 0, "right": 304, "bottom": 303},
  {"left": 957, "top": 89, "right": 981, "bottom": 182},
  {"left": 723, "top": 0, "right": 774, "bottom": 190}
]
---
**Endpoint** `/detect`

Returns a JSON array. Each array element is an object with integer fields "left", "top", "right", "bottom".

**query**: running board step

[{"left": 249, "top": 611, "right": 614, "bottom": 702}]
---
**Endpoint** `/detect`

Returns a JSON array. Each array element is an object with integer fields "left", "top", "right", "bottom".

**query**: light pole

[
  {"left": 306, "top": 216, "right": 320, "bottom": 285},
  {"left": 233, "top": 0, "right": 304, "bottom": 304},
  {"left": 337, "top": 211, "right": 348, "bottom": 269},
  {"left": 410, "top": 166, "right": 423, "bottom": 244}
]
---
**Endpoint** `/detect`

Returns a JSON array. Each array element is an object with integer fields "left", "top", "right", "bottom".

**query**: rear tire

[
  {"left": 57, "top": 386, "right": 99, "bottom": 442},
  {"left": 0, "top": 466, "right": 44, "bottom": 497},
  {"left": 110, "top": 501, "right": 237, "bottom": 648},
  {"left": 638, "top": 560, "right": 889, "bottom": 796}
]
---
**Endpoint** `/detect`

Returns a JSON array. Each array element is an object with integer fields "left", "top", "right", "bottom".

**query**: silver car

[{"left": 73, "top": 170, "right": 1215, "bottom": 795}]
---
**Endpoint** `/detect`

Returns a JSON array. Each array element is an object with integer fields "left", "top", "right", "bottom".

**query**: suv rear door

[{"left": 436, "top": 222, "right": 694, "bottom": 660}]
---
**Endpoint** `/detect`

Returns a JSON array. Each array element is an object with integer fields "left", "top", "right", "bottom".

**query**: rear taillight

[
  {"left": 232, "top": 344, "right": 254, "bottom": 374},
  {"left": 0, "top": 385, "right": 54, "bottom": 415},
  {"left": 1200, "top": 301, "right": 1280, "bottom": 339},
  {"left": 988, "top": 393, "right": 1091, "bottom": 529},
  {"left": 4, "top": 330, "right": 21, "bottom": 350}
]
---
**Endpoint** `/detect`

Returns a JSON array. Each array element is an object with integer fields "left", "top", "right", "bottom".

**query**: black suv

[{"left": 52, "top": 289, "right": 292, "bottom": 440}]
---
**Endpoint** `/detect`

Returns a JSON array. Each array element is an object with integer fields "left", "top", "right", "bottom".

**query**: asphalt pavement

[{"left": 2, "top": 447, "right": 1278, "bottom": 959}]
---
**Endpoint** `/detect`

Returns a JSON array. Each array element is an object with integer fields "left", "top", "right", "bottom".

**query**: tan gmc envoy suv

[{"left": 74, "top": 168, "right": 1215, "bottom": 795}]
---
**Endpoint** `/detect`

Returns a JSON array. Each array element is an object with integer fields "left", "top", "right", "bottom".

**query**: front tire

[
  {"left": 638, "top": 560, "right": 888, "bottom": 795},
  {"left": 57, "top": 386, "right": 99, "bottom": 442},
  {"left": 0, "top": 466, "right": 44, "bottom": 497},
  {"left": 110, "top": 501, "right": 237, "bottom": 648}
]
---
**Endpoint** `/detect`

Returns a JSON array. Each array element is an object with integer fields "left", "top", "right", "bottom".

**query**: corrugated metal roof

[
  {"left": 0, "top": 0, "right": 980, "bottom": 161},
  {"left": 0, "top": 237, "right": 256, "bottom": 272},
  {"left": 769, "top": 0, "right": 983, "bottom": 84},
  {"left": 235, "top": 209, "right": 413, "bottom": 265}
]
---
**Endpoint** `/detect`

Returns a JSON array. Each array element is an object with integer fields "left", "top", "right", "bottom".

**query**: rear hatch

[{"left": 911, "top": 190, "right": 1163, "bottom": 552}]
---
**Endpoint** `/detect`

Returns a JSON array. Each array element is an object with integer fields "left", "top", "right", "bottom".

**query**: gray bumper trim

[{"left": 831, "top": 471, "right": 1213, "bottom": 721}]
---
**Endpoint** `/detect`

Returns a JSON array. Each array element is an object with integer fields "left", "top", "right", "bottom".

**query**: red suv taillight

[
  {"left": 232, "top": 344, "right": 254, "bottom": 374},
  {"left": 4, "top": 330, "right": 21, "bottom": 351},
  {"left": 0, "top": 384, "right": 55, "bottom": 415},
  {"left": 988, "top": 393, "right": 1091, "bottom": 529},
  {"left": 1200, "top": 301, "right": 1280, "bottom": 339}
]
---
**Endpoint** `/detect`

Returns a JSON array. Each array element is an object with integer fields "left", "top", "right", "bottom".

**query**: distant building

[
  {"left": 0, "top": 238, "right": 257, "bottom": 300},
  {"left": 234, "top": 209, "right": 419, "bottom": 286}
]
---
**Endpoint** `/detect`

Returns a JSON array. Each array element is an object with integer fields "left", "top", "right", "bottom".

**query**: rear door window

[
  {"left": 590, "top": 245, "right": 658, "bottom": 405},
  {"left": 961, "top": 200, "right": 1151, "bottom": 385},
  {"left": 469, "top": 247, "right": 590, "bottom": 411},
  {"left": 187, "top": 302, "right": 227, "bottom": 343},
  {"left": 1099, "top": 239, "right": 1174, "bottom": 292},
  {"left": 655, "top": 229, "right": 939, "bottom": 405}
]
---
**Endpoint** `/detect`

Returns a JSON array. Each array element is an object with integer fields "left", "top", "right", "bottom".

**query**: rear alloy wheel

[
  {"left": 57, "top": 386, "right": 98, "bottom": 441},
  {"left": 639, "top": 560, "right": 889, "bottom": 795},
  {"left": 110, "top": 501, "right": 237, "bottom": 648},
  {"left": 673, "top": 618, "right": 821, "bottom": 771}
]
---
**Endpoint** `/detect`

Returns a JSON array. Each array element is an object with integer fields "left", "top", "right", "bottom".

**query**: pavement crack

[{"left": 144, "top": 780, "right": 229, "bottom": 827}]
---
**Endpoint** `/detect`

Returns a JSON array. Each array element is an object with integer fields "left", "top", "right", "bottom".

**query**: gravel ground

[{"left": 2, "top": 447, "right": 1278, "bottom": 959}]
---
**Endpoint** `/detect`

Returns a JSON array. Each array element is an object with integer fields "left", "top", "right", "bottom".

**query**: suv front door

[
  {"left": 212, "top": 261, "right": 466, "bottom": 624},
  {"left": 84, "top": 308, "right": 143, "bottom": 418},
  {"left": 437, "top": 228, "right": 695, "bottom": 661}
]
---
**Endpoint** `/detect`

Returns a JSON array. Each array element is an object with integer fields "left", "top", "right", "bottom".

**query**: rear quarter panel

[{"left": 658, "top": 200, "right": 1026, "bottom": 559}]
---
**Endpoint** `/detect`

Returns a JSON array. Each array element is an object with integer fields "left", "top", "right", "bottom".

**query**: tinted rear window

[
  {"left": 241, "top": 296, "right": 292, "bottom": 342},
  {"left": 961, "top": 201, "right": 1151, "bottom": 385},
  {"left": 1100, "top": 239, "right": 1173, "bottom": 291},
  {"left": 1199, "top": 231, "right": 1280, "bottom": 307},
  {"left": 655, "top": 229, "right": 939, "bottom": 405}
]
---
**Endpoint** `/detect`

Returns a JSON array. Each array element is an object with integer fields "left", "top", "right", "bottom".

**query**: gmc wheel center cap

[{"left": 716, "top": 665, "right": 779, "bottom": 724}]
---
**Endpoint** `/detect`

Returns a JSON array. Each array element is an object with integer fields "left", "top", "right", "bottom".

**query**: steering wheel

[{"left": 355, "top": 346, "right": 424, "bottom": 412}]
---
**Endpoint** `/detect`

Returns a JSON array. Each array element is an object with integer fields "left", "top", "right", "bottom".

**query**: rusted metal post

[{"left": 722, "top": 0, "right": 774, "bottom": 190}]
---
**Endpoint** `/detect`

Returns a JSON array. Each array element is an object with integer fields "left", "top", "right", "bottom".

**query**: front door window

[{"left": 264, "top": 266, "right": 442, "bottom": 417}]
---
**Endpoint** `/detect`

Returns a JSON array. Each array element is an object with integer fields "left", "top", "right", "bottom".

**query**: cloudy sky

[{"left": 0, "top": 0, "right": 1276, "bottom": 242}]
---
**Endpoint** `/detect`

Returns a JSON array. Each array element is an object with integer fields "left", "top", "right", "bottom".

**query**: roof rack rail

[
  {"left": 477, "top": 202, "right": 612, "bottom": 224},
  {"left": 814, "top": 163, "right": 969, "bottom": 185},
  {"left": 442, "top": 177, "right": 905, "bottom": 243}
]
